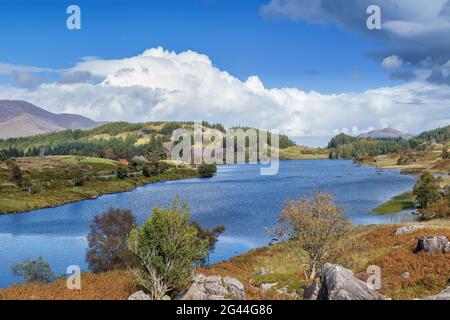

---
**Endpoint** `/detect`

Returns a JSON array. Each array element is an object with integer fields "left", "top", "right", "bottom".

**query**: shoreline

[
  {"left": 0, "top": 169, "right": 200, "bottom": 215},
  {"left": 0, "top": 158, "right": 428, "bottom": 292},
  {"left": 0, "top": 157, "right": 328, "bottom": 216},
  {"left": 1, "top": 220, "right": 449, "bottom": 298}
]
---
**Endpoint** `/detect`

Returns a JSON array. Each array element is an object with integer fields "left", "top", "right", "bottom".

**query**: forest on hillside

[
  {"left": 328, "top": 125, "right": 450, "bottom": 160},
  {"left": 0, "top": 121, "right": 296, "bottom": 161}
]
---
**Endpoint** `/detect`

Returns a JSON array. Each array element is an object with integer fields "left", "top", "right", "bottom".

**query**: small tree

[
  {"left": 413, "top": 172, "right": 442, "bottom": 209},
  {"left": 73, "top": 166, "right": 85, "bottom": 186},
  {"left": 442, "top": 146, "right": 449, "bottom": 159},
  {"left": 7, "top": 160, "right": 23, "bottom": 186},
  {"left": 117, "top": 165, "right": 129, "bottom": 179},
  {"left": 86, "top": 208, "right": 136, "bottom": 273},
  {"left": 128, "top": 198, "right": 208, "bottom": 299},
  {"left": 198, "top": 163, "right": 217, "bottom": 178},
  {"left": 274, "top": 191, "right": 351, "bottom": 280},
  {"left": 11, "top": 256, "right": 54, "bottom": 284},
  {"left": 142, "top": 164, "right": 152, "bottom": 177},
  {"left": 142, "top": 162, "right": 167, "bottom": 177},
  {"left": 21, "top": 178, "right": 37, "bottom": 195}
]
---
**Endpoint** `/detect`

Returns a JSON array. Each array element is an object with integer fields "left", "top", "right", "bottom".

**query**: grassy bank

[
  {"left": 362, "top": 150, "right": 450, "bottom": 175},
  {"left": 361, "top": 149, "right": 450, "bottom": 215},
  {"left": 373, "top": 192, "right": 416, "bottom": 215},
  {"left": 0, "top": 156, "right": 199, "bottom": 214},
  {"left": 279, "top": 146, "right": 328, "bottom": 160},
  {"left": 201, "top": 221, "right": 450, "bottom": 300},
  {"left": 1, "top": 220, "right": 449, "bottom": 300}
]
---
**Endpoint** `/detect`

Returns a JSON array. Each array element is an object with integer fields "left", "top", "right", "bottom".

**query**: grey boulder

[
  {"left": 425, "top": 286, "right": 450, "bottom": 300},
  {"left": 317, "top": 264, "right": 380, "bottom": 300},
  {"left": 394, "top": 225, "right": 425, "bottom": 236},
  {"left": 128, "top": 290, "right": 152, "bottom": 300},
  {"left": 415, "top": 236, "right": 449, "bottom": 253},
  {"left": 176, "top": 274, "right": 245, "bottom": 300}
]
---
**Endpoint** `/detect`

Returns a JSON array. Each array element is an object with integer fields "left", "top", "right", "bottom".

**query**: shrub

[
  {"left": 273, "top": 191, "right": 352, "bottom": 279},
  {"left": 7, "top": 160, "right": 23, "bottom": 186},
  {"left": 128, "top": 197, "right": 208, "bottom": 299},
  {"left": 442, "top": 146, "right": 449, "bottom": 159},
  {"left": 71, "top": 165, "right": 85, "bottom": 186},
  {"left": 116, "top": 165, "right": 129, "bottom": 179},
  {"left": 86, "top": 208, "right": 137, "bottom": 273},
  {"left": 142, "top": 162, "right": 168, "bottom": 177},
  {"left": 160, "top": 122, "right": 182, "bottom": 136},
  {"left": 413, "top": 172, "right": 442, "bottom": 209},
  {"left": 397, "top": 153, "right": 416, "bottom": 165},
  {"left": 21, "top": 178, "right": 38, "bottom": 195},
  {"left": 155, "top": 161, "right": 169, "bottom": 174},
  {"left": 11, "top": 256, "right": 54, "bottom": 284},
  {"left": 198, "top": 163, "right": 217, "bottom": 178},
  {"left": 421, "top": 198, "right": 450, "bottom": 220},
  {"left": 142, "top": 164, "right": 152, "bottom": 177}
]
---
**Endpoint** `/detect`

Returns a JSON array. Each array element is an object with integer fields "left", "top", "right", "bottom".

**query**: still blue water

[{"left": 0, "top": 160, "right": 417, "bottom": 288}]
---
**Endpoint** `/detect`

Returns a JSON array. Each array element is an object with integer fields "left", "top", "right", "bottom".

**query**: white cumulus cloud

[
  {"left": 382, "top": 55, "right": 404, "bottom": 69},
  {"left": 0, "top": 47, "right": 449, "bottom": 146}
]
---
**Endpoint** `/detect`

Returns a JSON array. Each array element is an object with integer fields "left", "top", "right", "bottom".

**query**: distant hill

[
  {"left": 0, "top": 100, "right": 98, "bottom": 139},
  {"left": 358, "top": 127, "right": 413, "bottom": 140},
  {"left": 328, "top": 125, "right": 450, "bottom": 160}
]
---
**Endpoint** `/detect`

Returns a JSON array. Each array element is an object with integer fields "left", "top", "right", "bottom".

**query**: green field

[
  {"left": 373, "top": 192, "right": 416, "bottom": 215},
  {"left": 0, "top": 156, "right": 199, "bottom": 214}
]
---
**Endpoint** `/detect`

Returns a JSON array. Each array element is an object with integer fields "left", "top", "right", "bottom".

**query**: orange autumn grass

[
  {"left": 0, "top": 270, "right": 135, "bottom": 300},
  {"left": 0, "top": 223, "right": 449, "bottom": 300}
]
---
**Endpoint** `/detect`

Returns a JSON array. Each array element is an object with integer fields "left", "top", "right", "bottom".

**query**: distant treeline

[
  {"left": 0, "top": 121, "right": 296, "bottom": 160},
  {"left": 328, "top": 125, "right": 450, "bottom": 159}
]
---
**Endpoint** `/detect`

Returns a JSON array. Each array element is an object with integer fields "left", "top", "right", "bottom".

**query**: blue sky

[
  {"left": 0, "top": 0, "right": 449, "bottom": 146},
  {"left": 0, "top": 0, "right": 390, "bottom": 93}
]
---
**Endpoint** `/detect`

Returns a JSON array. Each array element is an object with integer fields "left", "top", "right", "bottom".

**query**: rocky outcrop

[
  {"left": 260, "top": 282, "right": 278, "bottom": 292},
  {"left": 394, "top": 225, "right": 425, "bottom": 236},
  {"left": 253, "top": 267, "right": 270, "bottom": 276},
  {"left": 176, "top": 274, "right": 245, "bottom": 300},
  {"left": 425, "top": 286, "right": 450, "bottom": 300},
  {"left": 415, "top": 236, "right": 449, "bottom": 253},
  {"left": 223, "top": 276, "right": 246, "bottom": 299},
  {"left": 317, "top": 264, "right": 380, "bottom": 300},
  {"left": 128, "top": 291, "right": 152, "bottom": 300}
]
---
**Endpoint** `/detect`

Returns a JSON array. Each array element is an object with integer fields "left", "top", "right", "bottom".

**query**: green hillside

[
  {"left": 328, "top": 125, "right": 450, "bottom": 160},
  {"left": 0, "top": 121, "right": 297, "bottom": 161}
]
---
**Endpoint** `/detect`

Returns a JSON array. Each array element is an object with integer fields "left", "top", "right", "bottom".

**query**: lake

[{"left": 0, "top": 160, "right": 417, "bottom": 288}]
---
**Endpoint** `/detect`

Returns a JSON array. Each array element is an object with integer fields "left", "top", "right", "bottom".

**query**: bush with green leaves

[
  {"left": 198, "top": 163, "right": 217, "bottom": 178},
  {"left": 142, "top": 161, "right": 168, "bottom": 177},
  {"left": 128, "top": 198, "right": 208, "bottom": 299},
  {"left": 116, "top": 165, "right": 129, "bottom": 179},
  {"left": 21, "top": 178, "right": 38, "bottom": 195},
  {"left": 442, "top": 146, "right": 449, "bottom": 159},
  {"left": 413, "top": 172, "right": 442, "bottom": 209},
  {"left": 273, "top": 191, "right": 352, "bottom": 280},
  {"left": 71, "top": 165, "right": 86, "bottom": 186},
  {"left": 86, "top": 208, "right": 136, "bottom": 273},
  {"left": 11, "top": 256, "right": 55, "bottom": 284},
  {"left": 6, "top": 159, "right": 23, "bottom": 186}
]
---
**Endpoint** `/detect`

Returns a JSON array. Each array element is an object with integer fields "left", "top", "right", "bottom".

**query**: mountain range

[
  {"left": 0, "top": 100, "right": 98, "bottom": 139},
  {"left": 357, "top": 127, "right": 413, "bottom": 140}
]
